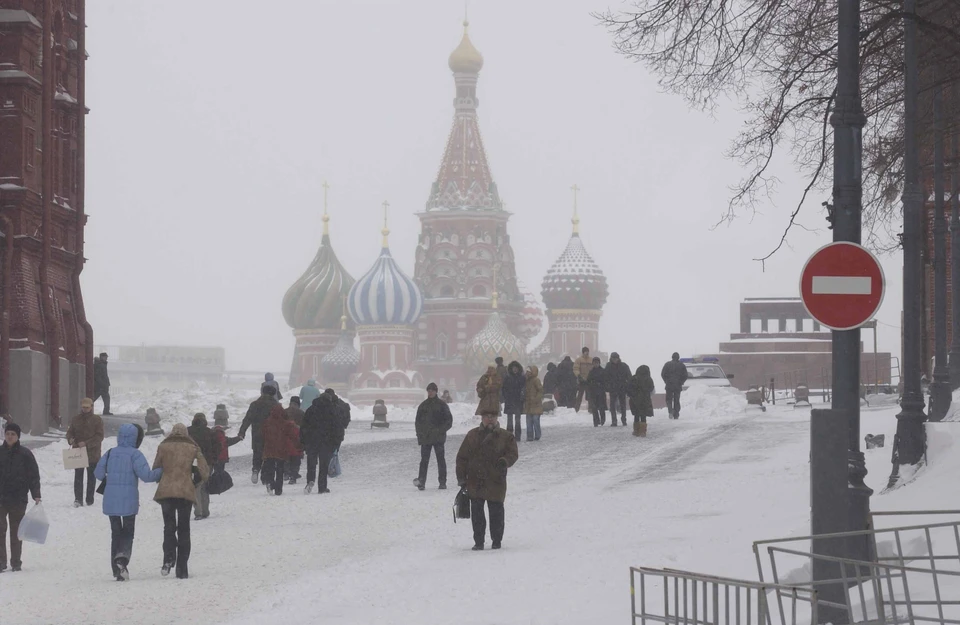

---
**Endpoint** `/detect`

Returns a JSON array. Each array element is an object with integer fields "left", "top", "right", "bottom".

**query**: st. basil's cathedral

[{"left": 282, "top": 21, "right": 609, "bottom": 405}]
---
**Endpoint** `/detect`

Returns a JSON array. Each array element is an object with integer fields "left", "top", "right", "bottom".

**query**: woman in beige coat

[{"left": 152, "top": 424, "right": 209, "bottom": 579}]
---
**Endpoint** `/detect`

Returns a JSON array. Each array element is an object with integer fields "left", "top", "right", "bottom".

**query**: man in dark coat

[
  {"left": 494, "top": 357, "right": 508, "bottom": 410},
  {"left": 414, "top": 383, "right": 454, "bottom": 491},
  {"left": 456, "top": 410, "right": 519, "bottom": 551},
  {"left": 542, "top": 362, "right": 559, "bottom": 397},
  {"left": 0, "top": 422, "right": 41, "bottom": 572},
  {"left": 300, "top": 394, "right": 345, "bottom": 494},
  {"left": 587, "top": 357, "right": 608, "bottom": 426},
  {"left": 238, "top": 385, "right": 279, "bottom": 484},
  {"left": 557, "top": 357, "right": 578, "bottom": 408},
  {"left": 324, "top": 389, "right": 351, "bottom": 433},
  {"left": 93, "top": 353, "right": 112, "bottom": 415},
  {"left": 501, "top": 361, "right": 526, "bottom": 440},
  {"left": 187, "top": 413, "right": 215, "bottom": 519},
  {"left": 661, "top": 352, "right": 689, "bottom": 419},
  {"left": 605, "top": 352, "right": 632, "bottom": 427}
]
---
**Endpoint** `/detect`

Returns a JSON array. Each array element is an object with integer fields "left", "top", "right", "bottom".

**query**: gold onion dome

[{"left": 448, "top": 21, "right": 484, "bottom": 73}]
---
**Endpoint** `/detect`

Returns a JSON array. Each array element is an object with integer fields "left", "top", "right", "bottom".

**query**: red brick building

[{"left": 0, "top": 1, "right": 91, "bottom": 433}]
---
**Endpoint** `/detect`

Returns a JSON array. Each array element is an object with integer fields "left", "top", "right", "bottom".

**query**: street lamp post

[
  {"left": 830, "top": 0, "right": 871, "bottom": 548},
  {"left": 931, "top": 72, "right": 952, "bottom": 421},
  {"left": 891, "top": 0, "right": 928, "bottom": 479},
  {"left": 949, "top": 87, "right": 960, "bottom": 391}
]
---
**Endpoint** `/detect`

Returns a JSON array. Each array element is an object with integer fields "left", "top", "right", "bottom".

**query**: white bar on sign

[{"left": 811, "top": 276, "right": 872, "bottom": 295}]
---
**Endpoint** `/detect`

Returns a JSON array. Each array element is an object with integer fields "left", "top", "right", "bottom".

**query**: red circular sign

[{"left": 799, "top": 242, "right": 885, "bottom": 331}]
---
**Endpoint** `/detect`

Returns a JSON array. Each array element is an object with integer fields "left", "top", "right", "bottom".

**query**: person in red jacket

[
  {"left": 212, "top": 426, "right": 242, "bottom": 472},
  {"left": 261, "top": 405, "right": 298, "bottom": 496},
  {"left": 284, "top": 397, "right": 305, "bottom": 485}
]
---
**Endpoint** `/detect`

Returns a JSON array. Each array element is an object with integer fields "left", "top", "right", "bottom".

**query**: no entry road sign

[{"left": 799, "top": 242, "right": 886, "bottom": 331}]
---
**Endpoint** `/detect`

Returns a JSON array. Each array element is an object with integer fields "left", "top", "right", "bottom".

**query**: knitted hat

[
  {"left": 4, "top": 421, "right": 21, "bottom": 437},
  {"left": 426, "top": 382, "right": 438, "bottom": 392}
]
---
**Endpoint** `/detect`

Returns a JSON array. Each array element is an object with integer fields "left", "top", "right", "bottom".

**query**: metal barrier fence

[
  {"left": 754, "top": 517, "right": 960, "bottom": 625},
  {"left": 630, "top": 567, "right": 819, "bottom": 625}
]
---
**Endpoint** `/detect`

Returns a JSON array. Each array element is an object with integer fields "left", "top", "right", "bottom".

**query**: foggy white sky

[{"left": 80, "top": 0, "right": 904, "bottom": 375}]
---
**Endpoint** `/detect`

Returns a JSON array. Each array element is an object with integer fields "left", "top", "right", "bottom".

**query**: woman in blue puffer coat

[{"left": 94, "top": 423, "right": 163, "bottom": 581}]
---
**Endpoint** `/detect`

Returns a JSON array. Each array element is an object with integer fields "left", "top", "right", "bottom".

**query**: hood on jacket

[
  {"left": 611, "top": 352, "right": 621, "bottom": 361},
  {"left": 485, "top": 366, "right": 496, "bottom": 376},
  {"left": 192, "top": 413, "right": 207, "bottom": 427},
  {"left": 117, "top": 423, "right": 139, "bottom": 448},
  {"left": 134, "top": 424, "right": 145, "bottom": 448},
  {"left": 637, "top": 365, "right": 651, "bottom": 377},
  {"left": 307, "top": 379, "right": 317, "bottom": 387},
  {"left": 169, "top": 423, "right": 189, "bottom": 439},
  {"left": 265, "top": 372, "right": 275, "bottom": 382},
  {"left": 527, "top": 365, "right": 539, "bottom": 378},
  {"left": 508, "top": 361, "right": 523, "bottom": 375}
]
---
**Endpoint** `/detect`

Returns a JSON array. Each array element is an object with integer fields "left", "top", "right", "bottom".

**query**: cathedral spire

[
  {"left": 571, "top": 184, "right": 580, "bottom": 236},
  {"left": 381, "top": 200, "right": 391, "bottom": 248},
  {"left": 322, "top": 180, "right": 330, "bottom": 236}
]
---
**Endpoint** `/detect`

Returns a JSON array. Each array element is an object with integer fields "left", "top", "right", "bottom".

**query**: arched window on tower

[
  {"left": 437, "top": 333, "right": 448, "bottom": 360},
  {"left": 472, "top": 284, "right": 486, "bottom": 297}
]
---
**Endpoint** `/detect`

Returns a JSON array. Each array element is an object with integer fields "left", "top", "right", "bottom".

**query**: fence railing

[{"left": 630, "top": 567, "right": 820, "bottom": 625}]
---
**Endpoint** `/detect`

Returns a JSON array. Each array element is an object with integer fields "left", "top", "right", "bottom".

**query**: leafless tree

[{"left": 595, "top": 0, "right": 960, "bottom": 263}]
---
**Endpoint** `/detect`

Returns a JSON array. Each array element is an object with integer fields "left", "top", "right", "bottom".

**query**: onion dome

[
  {"left": 321, "top": 317, "right": 360, "bottom": 384},
  {"left": 541, "top": 189, "right": 608, "bottom": 311},
  {"left": 464, "top": 291, "right": 524, "bottom": 374},
  {"left": 347, "top": 205, "right": 424, "bottom": 326},
  {"left": 282, "top": 212, "right": 355, "bottom": 331},
  {"left": 516, "top": 281, "right": 544, "bottom": 342},
  {"left": 448, "top": 20, "right": 483, "bottom": 73}
]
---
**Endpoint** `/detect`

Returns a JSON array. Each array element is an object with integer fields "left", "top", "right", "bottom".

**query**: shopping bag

[
  {"left": 62, "top": 448, "right": 87, "bottom": 470},
  {"left": 327, "top": 450, "right": 341, "bottom": 478},
  {"left": 207, "top": 468, "right": 234, "bottom": 495},
  {"left": 453, "top": 487, "right": 471, "bottom": 523},
  {"left": 17, "top": 503, "right": 49, "bottom": 545}
]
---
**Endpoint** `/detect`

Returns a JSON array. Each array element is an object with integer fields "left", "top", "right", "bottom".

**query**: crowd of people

[{"left": 0, "top": 351, "right": 693, "bottom": 577}]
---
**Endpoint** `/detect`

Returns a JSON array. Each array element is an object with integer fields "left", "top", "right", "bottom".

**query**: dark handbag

[
  {"left": 95, "top": 449, "right": 111, "bottom": 495},
  {"left": 453, "top": 486, "right": 471, "bottom": 523},
  {"left": 191, "top": 466, "right": 203, "bottom": 486},
  {"left": 207, "top": 467, "right": 234, "bottom": 495}
]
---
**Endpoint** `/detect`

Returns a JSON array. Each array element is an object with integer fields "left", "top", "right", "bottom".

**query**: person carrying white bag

[{"left": 0, "top": 421, "right": 42, "bottom": 572}]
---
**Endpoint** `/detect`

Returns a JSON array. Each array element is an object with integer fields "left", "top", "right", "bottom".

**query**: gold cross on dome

[
  {"left": 322, "top": 180, "right": 331, "bottom": 235},
  {"left": 570, "top": 184, "right": 581, "bottom": 234},
  {"left": 381, "top": 201, "right": 391, "bottom": 248}
]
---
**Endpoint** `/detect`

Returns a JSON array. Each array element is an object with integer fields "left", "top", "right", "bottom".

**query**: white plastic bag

[{"left": 17, "top": 503, "right": 49, "bottom": 545}]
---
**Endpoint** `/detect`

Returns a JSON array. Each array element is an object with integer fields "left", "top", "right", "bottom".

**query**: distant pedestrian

[
  {"left": 627, "top": 365, "right": 655, "bottom": 437},
  {"left": 440, "top": 390, "right": 453, "bottom": 404},
  {"left": 152, "top": 423, "right": 210, "bottom": 579},
  {"left": 475, "top": 366, "right": 502, "bottom": 417},
  {"left": 284, "top": 397, "right": 305, "bottom": 485},
  {"left": 261, "top": 405, "right": 298, "bottom": 496},
  {"left": 67, "top": 398, "right": 104, "bottom": 507},
  {"left": 299, "top": 379, "right": 321, "bottom": 409},
  {"left": 211, "top": 425, "right": 243, "bottom": 473},
  {"left": 542, "top": 362, "right": 559, "bottom": 398},
  {"left": 605, "top": 352, "right": 631, "bottom": 427},
  {"left": 414, "top": 383, "right": 453, "bottom": 491},
  {"left": 587, "top": 357, "right": 608, "bottom": 427},
  {"left": 661, "top": 353, "right": 689, "bottom": 419},
  {"left": 238, "top": 385, "right": 279, "bottom": 485},
  {"left": 94, "top": 423, "right": 162, "bottom": 581},
  {"left": 186, "top": 413, "right": 216, "bottom": 520},
  {"left": 145, "top": 408, "right": 162, "bottom": 434},
  {"left": 300, "top": 394, "right": 344, "bottom": 494},
  {"left": 574, "top": 347, "right": 593, "bottom": 412},
  {"left": 0, "top": 422, "right": 41, "bottom": 573},
  {"left": 456, "top": 410, "right": 519, "bottom": 551},
  {"left": 523, "top": 365, "right": 544, "bottom": 441},
  {"left": 495, "top": 357, "right": 508, "bottom": 410},
  {"left": 94, "top": 353, "right": 112, "bottom": 415},
  {"left": 261, "top": 372, "right": 283, "bottom": 401},
  {"left": 557, "top": 357, "right": 578, "bottom": 408},
  {"left": 501, "top": 361, "right": 525, "bottom": 440},
  {"left": 212, "top": 404, "right": 230, "bottom": 429}
]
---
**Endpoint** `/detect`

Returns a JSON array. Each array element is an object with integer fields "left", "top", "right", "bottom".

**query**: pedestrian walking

[
  {"left": 67, "top": 398, "right": 104, "bottom": 507},
  {"left": 542, "top": 362, "right": 559, "bottom": 399},
  {"left": 238, "top": 385, "right": 279, "bottom": 484},
  {"left": 627, "top": 365, "right": 655, "bottom": 437},
  {"left": 523, "top": 365, "right": 544, "bottom": 441},
  {"left": 212, "top": 404, "right": 230, "bottom": 429},
  {"left": 261, "top": 405, "right": 298, "bottom": 496},
  {"left": 414, "top": 383, "right": 453, "bottom": 491},
  {"left": 299, "top": 394, "right": 344, "bottom": 494},
  {"left": 261, "top": 372, "right": 283, "bottom": 401},
  {"left": 299, "top": 379, "right": 321, "bottom": 409},
  {"left": 501, "top": 361, "right": 525, "bottom": 439},
  {"left": 186, "top": 414, "right": 216, "bottom": 520},
  {"left": 284, "top": 397, "right": 305, "bottom": 485},
  {"left": 605, "top": 352, "right": 631, "bottom": 427},
  {"left": 574, "top": 347, "right": 593, "bottom": 412},
  {"left": 152, "top": 424, "right": 210, "bottom": 580},
  {"left": 94, "top": 353, "right": 112, "bottom": 415},
  {"left": 475, "top": 366, "right": 502, "bottom": 417},
  {"left": 557, "top": 357, "right": 578, "bottom": 408},
  {"left": 456, "top": 411, "right": 519, "bottom": 551},
  {"left": 211, "top": 425, "right": 243, "bottom": 473},
  {"left": 661, "top": 353, "right": 689, "bottom": 419},
  {"left": 587, "top": 357, "right": 608, "bottom": 427},
  {"left": 145, "top": 408, "right": 162, "bottom": 434},
  {"left": 94, "top": 423, "right": 162, "bottom": 581},
  {"left": 0, "top": 422, "right": 41, "bottom": 573}
]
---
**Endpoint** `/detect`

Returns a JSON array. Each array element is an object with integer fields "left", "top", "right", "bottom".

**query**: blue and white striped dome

[{"left": 348, "top": 247, "right": 424, "bottom": 326}]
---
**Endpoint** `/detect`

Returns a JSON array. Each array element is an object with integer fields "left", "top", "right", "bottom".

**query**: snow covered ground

[{"left": 1, "top": 386, "right": 958, "bottom": 625}]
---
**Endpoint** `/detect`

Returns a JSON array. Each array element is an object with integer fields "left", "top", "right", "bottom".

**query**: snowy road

[{"left": 0, "top": 407, "right": 815, "bottom": 625}]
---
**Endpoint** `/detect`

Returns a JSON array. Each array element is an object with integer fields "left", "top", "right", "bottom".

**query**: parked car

[{"left": 681, "top": 358, "right": 735, "bottom": 390}]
